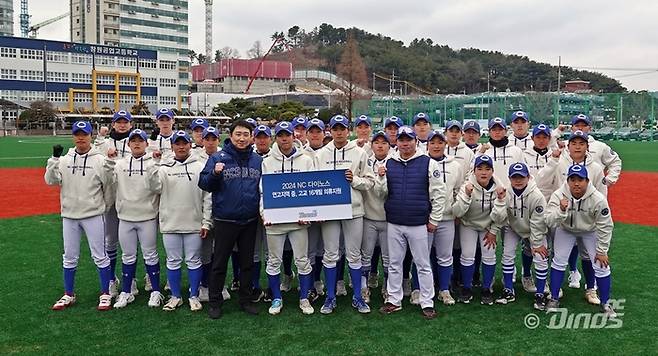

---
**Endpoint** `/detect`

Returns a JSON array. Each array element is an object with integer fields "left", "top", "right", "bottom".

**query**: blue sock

[
  {"left": 231, "top": 251, "right": 240, "bottom": 281},
  {"left": 107, "top": 249, "right": 118, "bottom": 278},
  {"left": 324, "top": 266, "right": 337, "bottom": 298},
  {"left": 581, "top": 260, "right": 595, "bottom": 289},
  {"left": 482, "top": 263, "right": 496, "bottom": 290},
  {"left": 98, "top": 266, "right": 111, "bottom": 294},
  {"left": 64, "top": 267, "right": 76, "bottom": 295},
  {"left": 252, "top": 261, "right": 261, "bottom": 289},
  {"left": 121, "top": 263, "right": 136, "bottom": 293},
  {"left": 535, "top": 268, "right": 548, "bottom": 294},
  {"left": 522, "top": 253, "right": 533, "bottom": 277},
  {"left": 349, "top": 267, "right": 362, "bottom": 301},
  {"left": 438, "top": 265, "right": 452, "bottom": 291},
  {"left": 268, "top": 273, "right": 282, "bottom": 300},
  {"left": 201, "top": 263, "right": 211, "bottom": 288},
  {"left": 314, "top": 256, "right": 323, "bottom": 281},
  {"left": 145, "top": 263, "right": 160, "bottom": 292},
  {"left": 411, "top": 264, "right": 420, "bottom": 290},
  {"left": 188, "top": 267, "right": 202, "bottom": 297},
  {"left": 299, "top": 273, "right": 312, "bottom": 300},
  {"left": 502, "top": 263, "right": 515, "bottom": 290},
  {"left": 549, "top": 268, "right": 565, "bottom": 300},
  {"left": 337, "top": 256, "right": 345, "bottom": 282},
  {"left": 461, "top": 264, "right": 475, "bottom": 289},
  {"left": 568, "top": 245, "right": 579, "bottom": 271},
  {"left": 597, "top": 275, "right": 611, "bottom": 304},
  {"left": 167, "top": 268, "right": 182, "bottom": 298},
  {"left": 283, "top": 250, "right": 293, "bottom": 276}
]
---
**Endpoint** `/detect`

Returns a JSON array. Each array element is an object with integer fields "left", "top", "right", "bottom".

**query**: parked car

[
  {"left": 614, "top": 127, "right": 640, "bottom": 141},
  {"left": 639, "top": 129, "right": 658, "bottom": 141},
  {"left": 593, "top": 127, "right": 615, "bottom": 140}
]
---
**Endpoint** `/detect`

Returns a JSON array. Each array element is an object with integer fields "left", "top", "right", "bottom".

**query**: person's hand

[
  {"left": 557, "top": 139, "right": 565, "bottom": 149},
  {"left": 214, "top": 162, "right": 225, "bottom": 174},
  {"left": 533, "top": 246, "right": 549, "bottom": 259},
  {"left": 496, "top": 186, "right": 506, "bottom": 200},
  {"left": 356, "top": 138, "right": 367, "bottom": 147},
  {"left": 604, "top": 177, "right": 615, "bottom": 186},
  {"left": 465, "top": 183, "right": 474, "bottom": 197},
  {"left": 99, "top": 126, "right": 109, "bottom": 136},
  {"left": 378, "top": 165, "right": 387, "bottom": 177},
  {"left": 483, "top": 231, "right": 497, "bottom": 249},
  {"left": 152, "top": 151, "right": 161, "bottom": 159},
  {"left": 150, "top": 128, "right": 160, "bottom": 141},
  {"left": 345, "top": 169, "right": 353, "bottom": 182},
  {"left": 552, "top": 147, "right": 563, "bottom": 158},
  {"left": 479, "top": 143, "right": 490, "bottom": 154},
  {"left": 200, "top": 228, "right": 209, "bottom": 239},
  {"left": 52, "top": 144, "right": 64, "bottom": 158},
  {"left": 595, "top": 254, "right": 609, "bottom": 268},
  {"left": 107, "top": 147, "right": 118, "bottom": 159},
  {"left": 558, "top": 124, "right": 567, "bottom": 132},
  {"left": 559, "top": 196, "right": 569, "bottom": 212},
  {"left": 427, "top": 222, "right": 437, "bottom": 233}
]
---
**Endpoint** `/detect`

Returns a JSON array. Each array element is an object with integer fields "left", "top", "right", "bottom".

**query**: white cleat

[
  {"left": 148, "top": 291, "right": 164, "bottom": 307},
  {"left": 162, "top": 296, "right": 183, "bottom": 311},
  {"left": 198, "top": 286, "right": 209, "bottom": 302},
  {"left": 144, "top": 274, "right": 153, "bottom": 292},
  {"left": 97, "top": 294, "right": 113, "bottom": 311},
  {"left": 402, "top": 278, "right": 412, "bottom": 297},
  {"left": 109, "top": 278, "right": 120, "bottom": 298},
  {"left": 269, "top": 298, "right": 283, "bottom": 315},
  {"left": 299, "top": 298, "right": 314, "bottom": 315},
  {"left": 585, "top": 288, "right": 601, "bottom": 305},
  {"left": 568, "top": 270, "right": 582, "bottom": 289},
  {"left": 189, "top": 296, "right": 202, "bottom": 311},
  {"left": 314, "top": 280, "right": 325, "bottom": 296},
  {"left": 336, "top": 280, "right": 348, "bottom": 296},
  {"left": 361, "top": 288, "right": 371, "bottom": 304},
  {"left": 439, "top": 290, "right": 456, "bottom": 306},
  {"left": 410, "top": 289, "right": 420, "bottom": 305},
  {"left": 522, "top": 276, "right": 537, "bottom": 293},
  {"left": 222, "top": 286, "right": 231, "bottom": 300},
  {"left": 131, "top": 279, "right": 139, "bottom": 296},
  {"left": 600, "top": 303, "right": 617, "bottom": 318},
  {"left": 113, "top": 292, "right": 135, "bottom": 309},
  {"left": 280, "top": 272, "right": 295, "bottom": 292},
  {"left": 367, "top": 274, "right": 379, "bottom": 288},
  {"left": 52, "top": 294, "right": 76, "bottom": 310},
  {"left": 164, "top": 280, "right": 171, "bottom": 292}
]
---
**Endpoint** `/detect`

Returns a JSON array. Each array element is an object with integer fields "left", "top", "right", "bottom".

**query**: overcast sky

[{"left": 15, "top": 0, "right": 658, "bottom": 91}]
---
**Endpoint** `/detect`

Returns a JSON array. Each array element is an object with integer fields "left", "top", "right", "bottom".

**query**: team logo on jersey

[
  {"left": 601, "top": 208, "right": 610, "bottom": 216},
  {"left": 535, "top": 206, "right": 544, "bottom": 214},
  {"left": 433, "top": 170, "right": 441, "bottom": 178},
  {"left": 367, "top": 159, "right": 373, "bottom": 166}
]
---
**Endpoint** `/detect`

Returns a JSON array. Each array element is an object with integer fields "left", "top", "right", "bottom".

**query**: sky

[{"left": 13, "top": 0, "right": 658, "bottom": 91}]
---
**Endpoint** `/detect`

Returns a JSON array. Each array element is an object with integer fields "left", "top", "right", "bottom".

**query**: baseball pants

[
  {"left": 459, "top": 225, "right": 496, "bottom": 289},
  {"left": 62, "top": 215, "right": 110, "bottom": 269},
  {"left": 430, "top": 220, "right": 455, "bottom": 291},
  {"left": 551, "top": 228, "right": 610, "bottom": 278},
  {"left": 362, "top": 218, "right": 389, "bottom": 273},
  {"left": 266, "top": 228, "right": 312, "bottom": 276},
  {"left": 118, "top": 219, "right": 159, "bottom": 265},
  {"left": 321, "top": 218, "right": 363, "bottom": 269},
  {"left": 162, "top": 233, "right": 202, "bottom": 271}
]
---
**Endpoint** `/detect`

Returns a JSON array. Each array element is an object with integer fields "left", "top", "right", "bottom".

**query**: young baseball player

[
  {"left": 376, "top": 126, "right": 446, "bottom": 319},
  {"left": 314, "top": 114, "right": 376, "bottom": 314},
  {"left": 148, "top": 108, "right": 176, "bottom": 162},
  {"left": 545, "top": 164, "right": 616, "bottom": 318},
  {"left": 147, "top": 130, "right": 212, "bottom": 311},
  {"left": 444, "top": 120, "right": 475, "bottom": 175},
  {"left": 462, "top": 120, "right": 482, "bottom": 152},
  {"left": 190, "top": 118, "right": 210, "bottom": 153},
  {"left": 412, "top": 112, "right": 431, "bottom": 153},
  {"left": 260, "top": 121, "right": 315, "bottom": 315},
  {"left": 508, "top": 111, "right": 533, "bottom": 150},
  {"left": 476, "top": 117, "right": 526, "bottom": 187},
  {"left": 352, "top": 115, "right": 373, "bottom": 156},
  {"left": 524, "top": 124, "right": 558, "bottom": 202},
  {"left": 361, "top": 131, "right": 391, "bottom": 303},
  {"left": 252, "top": 124, "right": 272, "bottom": 302},
  {"left": 292, "top": 116, "right": 309, "bottom": 150},
  {"left": 383, "top": 116, "right": 403, "bottom": 149},
  {"left": 494, "top": 163, "right": 550, "bottom": 309},
  {"left": 105, "top": 129, "right": 164, "bottom": 308},
  {"left": 45, "top": 121, "right": 113, "bottom": 311},
  {"left": 452, "top": 155, "right": 507, "bottom": 305}
]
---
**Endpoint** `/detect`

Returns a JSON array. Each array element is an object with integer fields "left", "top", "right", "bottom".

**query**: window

[
  {"left": 71, "top": 53, "right": 93, "bottom": 64},
  {"left": 120, "top": 94, "right": 137, "bottom": 104},
  {"left": 97, "top": 75, "right": 115, "bottom": 85},
  {"left": 74, "top": 92, "right": 92, "bottom": 103},
  {"left": 141, "top": 77, "right": 157, "bottom": 86},
  {"left": 1, "top": 90, "right": 19, "bottom": 100},
  {"left": 96, "top": 55, "right": 116, "bottom": 66},
  {"left": 20, "top": 70, "right": 44, "bottom": 81},
  {"left": 159, "top": 60, "right": 176, "bottom": 70},
  {"left": 141, "top": 95, "right": 157, "bottom": 104},
  {"left": 159, "top": 78, "right": 176, "bottom": 87},
  {"left": 46, "top": 52, "right": 69, "bottom": 63},
  {"left": 0, "top": 47, "right": 17, "bottom": 58},
  {"left": 118, "top": 57, "right": 137, "bottom": 67},
  {"left": 119, "top": 76, "right": 137, "bottom": 86},
  {"left": 138, "top": 58, "right": 157, "bottom": 69},
  {"left": 47, "top": 72, "right": 69, "bottom": 82},
  {"left": 71, "top": 73, "right": 92, "bottom": 84},
  {"left": 47, "top": 92, "right": 68, "bottom": 102},
  {"left": 159, "top": 96, "right": 177, "bottom": 106},
  {"left": 1, "top": 68, "right": 17, "bottom": 79},
  {"left": 21, "top": 91, "right": 44, "bottom": 101},
  {"left": 98, "top": 93, "right": 114, "bottom": 104},
  {"left": 20, "top": 49, "right": 44, "bottom": 60}
]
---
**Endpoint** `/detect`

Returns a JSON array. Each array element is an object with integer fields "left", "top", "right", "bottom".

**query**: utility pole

[{"left": 555, "top": 56, "right": 561, "bottom": 127}]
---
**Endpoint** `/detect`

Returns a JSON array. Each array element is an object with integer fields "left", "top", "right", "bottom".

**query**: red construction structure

[{"left": 191, "top": 59, "right": 293, "bottom": 83}]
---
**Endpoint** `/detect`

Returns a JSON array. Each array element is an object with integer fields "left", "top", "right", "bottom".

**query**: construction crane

[
  {"left": 20, "top": 0, "right": 30, "bottom": 37},
  {"left": 204, "top": 0, "right": 212, "bottom": 63},
  {"left": 28, "top": 12, "right": 69, "bottom": 38}
]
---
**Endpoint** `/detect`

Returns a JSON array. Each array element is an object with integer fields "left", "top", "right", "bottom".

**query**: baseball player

[
  {"left": 508, "top": 111, "right": 533, "bottom": 150},
  {"left": 476, "top": 117, "right": 526, "bottom": 187},
  {"left": 45, "top": 121, "right": 113, "bottom": 311},
  {"left": 252, "top": 124, "right": 273, "bottom": 302},
  {"left": 292, "top": 116, "right": 309, "bottom": 150},
  {"left": 313, "top": 114, "right": 376, "bottom": 314},
  {"left": 105, "top": 129, "right": 164, "bottom": 308},
  {"left": 190, "top": 117, "right": 210, "bottom": 153},
  {"left": 146, "top": 130, "right": 212, "bottom": 311},
  {"left": 147, "top": 108, "right": 176, "bottom": 162},
  {"left": 444, "top": 120, "right": 475, "bottom": 175},
  {"left": 494, "top": 163, "right": 550, "bottom": 309},
  {"left": 383, "top": 116, "right": 403, "bottom": 149},
  {"left": 260, "top": 121, "right": 315, "bottom": 315},
  {"left": 452, "top": 155, "right": 507, "bottom": 306},
  {"left": 412, "top": 112, "right": 431, "bottom": 153},
  {"left": 375, "top": 126, "right": 446, "bottom": 319},
  {"left": 524, "top": 124, "right": 558, "bottom": 202},
  {"left": 352, "top": 115, "right": 373, "bottom": 156},
  {"left": 462, "top": 120, "right": 482, "bottom": 152},
  {"left": 361, "top": 131, "right": 391, "bottom": 303},
  {"left": 95, "top": 110, "right": 133, "bottom": 158},
  {"left": 545, "top": 164, "right": 616, "bottom": 318}
]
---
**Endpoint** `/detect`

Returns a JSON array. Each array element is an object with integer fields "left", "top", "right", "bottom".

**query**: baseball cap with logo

[
  {"left": 397, "top": 126, "right": 416, "bottom": 139},
  {"left": 202, "top": 126, "right": 219, "bottom": 139},
  {"left": 112, "top": 110, "right": 132, "bottom": 122},
  {"left": 474, "top": 155, "right": 494, "bottom": 169},
  {"left": 329, "top": 115, "right": 349, "bottom": 128},
  {"left": 511, "top": 111, "right": 529, "bottom": 122},
  {"left": 508, "top": 162, "right": 530, "bottom": 177},
  {"left": 371, "top": 131, "right": 390, "bottom": 143},
  {"left": 170, "top": 130, "right": 192, "bottom": 144},
  {"left": 568, "top": 130, "right": 589, "bottom": 142},
  {"left": 306, "top": 118, "right": 325, "bottom": 131},
  {"left": 254, "top": 124, "right": 272, "bottom": 137},
  {"left": 532, "top": 124, "right": 551, "bottom": 137},
  {"left": 463, "top": 120, "right": 481, "bottom": 133},
  {"left": 244, "top": 118, "right": 258, "bottom": 129},
  {"left": 354, "top": 115, "right": 372, "bottom": 127},
  {"left": 190, "top": 118, "right": 209, "bottom": 130},
  {"left": 275, "top": 121, "right": 294, "bottom": 135},
  {"left": 571, "top": 114, "right": 592, "bottom": 126},
  {"left": 427, "top": 129, "right": 446, "bottom": 142},
  {"left": 567, "top": 164, "right": 588, "bottom": 179},
  {"left": 291, "top": 117, "right": 308, "bottom": 129},
  {"left": 412, "top": 112, "right": 430, "bottom": 125},
  {"left": 72, "top": 121, "right": 93, "bottom": 135},
  {"left": 128, "top": 128, "right": 148, "bottom": 141},
  {"left": 446, "top": 120, "right": 462, "bottom": 131},
  {"left": 156, "top": 108, "right": 174, "bottom": 120},
  {"left": 488, "top": 117, "right": 506, "bottom": 129},
  {"left": 384, "top": 116, "right": 403, "bottom": 128}
]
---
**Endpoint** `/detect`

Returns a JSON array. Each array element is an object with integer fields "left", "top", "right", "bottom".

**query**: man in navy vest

[{"left": 375, "top": 126, "right": 447, "bottom": 319}]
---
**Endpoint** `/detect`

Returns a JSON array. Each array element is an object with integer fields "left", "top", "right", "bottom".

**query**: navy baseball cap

[
  {"left": 306, "top": 118, "right": 325, "bottom": 131},
  {"left": 427, "top": 129, "right": 446, "bottom": 142},
  {"left": 156, "top": 108, "right": 174, "bottom": 120},
  {"left": 112, "top": 110, "right": 132, "bottom": 122},
  {"left": 371, "top": 131, "right": 390, "bottom": 143},
  {"left": 474, "top": 155, "right": 494, "bottom": 169},
  {"left": 291, "top": 116, "right": 308, "bottom": 129},
  {"left": 244, "top": 118, "right": 258, "bottom": 129},
  {"left": 463, "top": 120, "right": 481, "bottom": 133},
  {"left": 511, "top": 111, "right": 529, "bottom": 122},
  {"left": 202, "top": 126, "right": 219, "bottom": 139},
  {"left": 488, "top": 117, "right": 506, "bottom": 129},
  {"left": 509, "top": 162, "right": 530, "bottom": 178},
  {"left": 567, "top": 164, "right": 588, "bottom": 179},
  {"left": 385, "top": 116, "right": 403, "bottom": 128},
  {"left": 254, "top": 124, "right": 272, "bottom": 137},
  {"left": 190, "top": 118, "right": 209, "bottom": 130},
  {"left": 72, "top": 121, "right": 93, "bottom": 135},
  {"left": 412, "top": 112, "right": 430, "bottom": 125},
  {"left": 532, "top": 124, "right": 551, "bottom": 137},
  {"left": 170, "top": 130, "right": 192, "bottom": 144},
  {"left": 571, "top": 114, "right": 592, "bottom": 126},
  {"left": 397, "top": 126, "right": 416, "bottom": 139},
  {"left": 568, "top": 130, "right": 589, "bottom": 142},
  {"left": 275, "top": 121, "right": 294, "bottom": 135},
  {"left": 128, "top": 129, "right": 148, "bottom": 141},
  {"left": 354, "top": 115, "right": 372, "bottom": 127},
  {"left": 446, "top": 120, "right": 462, "bottom": 131},
  {"left": 329, "top": 115, "right": 349, "bottom": 128}
]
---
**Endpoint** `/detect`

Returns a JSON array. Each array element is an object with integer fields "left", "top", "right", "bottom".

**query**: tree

[
  {"left": 215, "top": 47, "right": 240, "bottom": 62},
  {"left": 197, "top": 54, "right": 207, "bottom": 65},
  {"left": 131, "top": 101, "right": 150, "bottom": 115},
  {"left": 271, "top": 31, "right": 287, "bottom": 53},
  {"left": 247, "top": 41, "right": 264, "bottom": 59},
  {"left": 188, "top": 49, "right": 197, "bottom": 64},
  {"left": 336, "top": 32, "right": 368, "bottom": 119}
]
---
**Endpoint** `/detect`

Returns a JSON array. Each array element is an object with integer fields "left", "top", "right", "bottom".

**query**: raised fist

[
  {"left": 52, "top": 144, "right": 64, "bottom": 158},
  {"left": 465, "top": 183, "right": 474, "bottom": 197},
  {"left": 107, "top": 147, "right": 118, "bottom": 158},
  {"left": 552, "top": 148, "right": 563, "bottom": 158},
  {"left": 559, "top": 197, "right": 569, "bottom": 212},
  {"left": 99, "top": 126, "right": 109, "bottom": 136},
  {"left": 150, "top": 128, "right": 160, "bottom": 141},
  {"left": 479, "top": 143, "right": 490, "bottom": 154},
  {"left": 214, "top": 162, "right": 225, "bottom": 174},
  {"left": 496, "top": 186, "right": 506, "bottom": 200},
  {"left": 377, "top": 166, "right": 387, "bottom": 177}
]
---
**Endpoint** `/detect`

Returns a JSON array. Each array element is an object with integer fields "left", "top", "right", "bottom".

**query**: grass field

[{"left": 1, "top": 135, "right": 657, "bottom": 354}]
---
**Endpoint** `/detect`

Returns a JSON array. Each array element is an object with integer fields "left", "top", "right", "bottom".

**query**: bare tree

[
  {"left": 247, "top": 41, "right": 264, "bottom": 59},
  {"left": 336, "top": 31, "right": 368, "bottom": 119},
  {"left": 215, "top": 47, "right": 240, "bottom": 62}
]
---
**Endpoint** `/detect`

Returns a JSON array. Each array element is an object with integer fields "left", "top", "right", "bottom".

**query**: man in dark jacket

[{"left": 199, "top": 120, "right": 263, "bottom": 318}]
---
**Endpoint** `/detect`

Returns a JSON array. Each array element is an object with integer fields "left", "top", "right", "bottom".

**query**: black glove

[
  {"left": 53, "top": 145, "right": 64, "bottom": 158},
  {"left": 150, "top": 127, "right": 160, "bottom": 141}
]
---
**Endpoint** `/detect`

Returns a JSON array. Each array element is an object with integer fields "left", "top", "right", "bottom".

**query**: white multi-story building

[
  {"left": 70, "top": 0, "right": 188, "bottom": 108},
  {"left": 0, "top": 0, "right": 12, "bottom": 36},
  {"left": 0, "top": 36, "right": 179, "bottom": 119}
]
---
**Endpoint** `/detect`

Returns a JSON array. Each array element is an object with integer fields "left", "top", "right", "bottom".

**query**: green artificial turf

[{"left": 1, "top": 214, "right": 656, "bottom": 355}]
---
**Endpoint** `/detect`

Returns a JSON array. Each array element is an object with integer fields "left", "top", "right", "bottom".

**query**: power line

[{"left": 571, "top": 66, "right": 658, "bottom": 72}]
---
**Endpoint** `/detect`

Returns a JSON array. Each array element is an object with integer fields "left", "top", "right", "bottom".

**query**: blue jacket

[
  {"left": 384, "top": 155, "right": 431, "bottom": 226},
  {"left": 198, "top": 139, "right": 262, "bottom": 225}
]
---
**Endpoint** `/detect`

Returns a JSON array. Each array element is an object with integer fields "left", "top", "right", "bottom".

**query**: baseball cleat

[
  {"left": 131, "top": 279, "right": 139, "bottom": 296},
  {"left": 222, "top": 286, "right": 231, "bottom": 301},
  {"left": 545, "top": 298, "right": 560, "bottom": 313},
  {"left": 307, "top": 288, "right": 320, "bottom": 303},
  {"left": 148, "top": 291, "right": 164, "bottom": 307},
  {"left": 263, "top": 288, "right": 273, "bottom": 303},
  {"left": 533, "top": 293, "right": 547, "bottom": 311},
  {"left": 522, "top": 277, "right": 537, "bottom": 293},
  {"left": 480, "top": 289, "right": 494, "bottom": 306},
  {"left": 568, "top": 270, "right": 582, "bottom": 289},
  {"left": 361, "top": 288, "right": 371, "bottom": 304},
  {"left": 299, "top": 298, "right": 314, "bottom": 315},
  {"left": 410, "top": 289, "right": 420, "bottom": 305},
  {"left": 250, "top": 287, "right": 265, "bottom": 303},
  {"left": 280, "top": 272, "right": 295, "bottom": 292},
  {"left": 164, "top": 280, "right": 171, "bottom": 292},
  {"left": 52, "top": 294, "right": 76, "bottom": 310},
  {"left": 268, "top": 298, "right": 283, "bottom": 315},
  {"left": 189, "top": 296, "right": 202, "bottom": 311},
  {"left": 379, "top": 302, "right": 402, "bottom": 315},
  {"left": 314, "top": 281, "right": 325, "bottom": 296},
  {"left": 109, "top": 278, "right": 120, "bottom": 298},
  {"left": 438, "top": 290, "right": 456, "bottom": 306},
  {"left": 162, "top": 296, "right": 183, "bottom": 311},
  {"left": 198, "top": 286, "right": 209, "bottom": 302},
  {"left": 585, "top": 288, "right": 600, "bottom": 305},
  {"left": 352, "top": 297, "right": 371, "bottom": 314},
  {"left": 402, "top": 278, "right": 412, "bottom": 297},
  {"left": 421, "top": 307, "right": 437, "bottom": 320},
  {"left": 459, "top": 288, "right": 473, "bottom": 304},
  {"left": 495, "top": 288, "right": 516, "bottom": 305},
  {"left": 336, "top": 280, "right": 348, "bottom": 296},
  {"left": 320, "top": 297, "right": 337, "bottom": 314},
  {"left": 600, "top": 303, "right": 617, "bottom": 319},
  {"left": 230, "top": 279, "right": 239, "bottom": 292},
  {"left": 367, "top": 273, "right": 379, "bottom": 288},
  {"left": 113, "top": 292, "right": 135, "bottom": 308},
  {"left": 97, "top": 294, "right": 113, "bottom": 311},
  {"left": 144, "top": 274, "right": 153, "bottom": 292}
]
